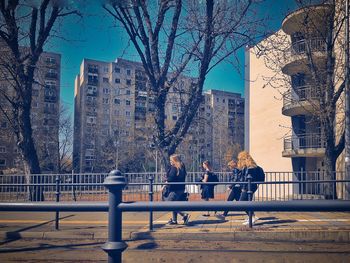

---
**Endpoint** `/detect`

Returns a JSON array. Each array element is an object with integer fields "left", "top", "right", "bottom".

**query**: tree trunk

[
  {"left": 323, "top": 122, "right": 337, "bottom": 199},
  {"left": 16, "top": 84, "right": 43, "bottom": 201}
]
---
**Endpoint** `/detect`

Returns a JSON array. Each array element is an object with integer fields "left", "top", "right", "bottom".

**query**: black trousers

[
  {"left": 223, "top": 187, "right": 241, "bottom": 216},
  {"left": 239, "top": 189, "right": 256, "bottom": 216}
]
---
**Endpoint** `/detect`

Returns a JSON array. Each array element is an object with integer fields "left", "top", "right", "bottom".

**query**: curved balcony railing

[
  {"left": 282, "top": 38, "right": 327, "bottom": 74},
  {"left": 283, "top": 85, "right": 320, "bottom": 109},
  {"left": 284, "top": 133, "right": 325, "bottom": 151},
  {"left": 290, "top": 38, "right": 326, "bottom": 55}
]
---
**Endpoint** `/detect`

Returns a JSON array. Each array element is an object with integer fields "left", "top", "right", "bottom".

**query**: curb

[
  {"left": 130, "top": 230, "right": 350, "bottom": 243},
  {"left": 1, "top": 229, "right": 350, "bottom": 243}
]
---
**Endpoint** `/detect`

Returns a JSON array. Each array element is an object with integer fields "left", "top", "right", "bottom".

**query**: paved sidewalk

[{"left": 1, "top": 211, "right": 350, "bottom": 242}]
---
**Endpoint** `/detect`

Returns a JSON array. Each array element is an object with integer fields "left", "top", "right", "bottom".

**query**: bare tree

[
  {"left": 58, "top": 103, "right": 73, "bottom": 173},
  {"left": 0, "top": 0, "right": 79, "bottom": 200},
  {"left": 256, "top": 0, "right": 347, "bottom": 198},
  {"left": 103, "top": 0, "right": 266, "bottom": 168}
]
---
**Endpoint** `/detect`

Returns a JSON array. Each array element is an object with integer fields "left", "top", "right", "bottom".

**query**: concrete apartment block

[
  {"left": 0, "top": 51, "right": 61, "bottom": 173},
  {"left": 73, "top": 58, "right": 244, "bottom": 173}
]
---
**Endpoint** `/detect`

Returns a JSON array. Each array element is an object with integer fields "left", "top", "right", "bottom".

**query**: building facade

[
  {"left": 73, "top": 58, "right": 244, "bottom": 172},
  {"left": 0, "top": 51, "right": 61, "bottom": 173},
  {"left": 246, "top": 2, "right": 346, "bottom": 197}
]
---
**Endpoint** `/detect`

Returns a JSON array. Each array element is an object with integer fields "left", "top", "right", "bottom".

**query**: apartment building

[
  {"left": 246, "top": 2, "right": 346, "bottom": 197},
  {"left": 73, "top": 58, "right": 244, "bottom": 172},
  {"left": 0, "top": 51, "right": 61, "bottom": 173}
]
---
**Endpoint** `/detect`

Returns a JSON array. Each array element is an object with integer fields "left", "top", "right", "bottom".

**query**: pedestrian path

[{"left": 1, "top": 211, "right": 350, "bottom": 242}]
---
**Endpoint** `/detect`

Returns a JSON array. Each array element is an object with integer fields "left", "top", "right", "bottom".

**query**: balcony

[
  {"left": 282, "top": 4, "right": 332, "bottom": 35},
  {"left": 88, "top": 67, "right": 99, "bottom": 74},
  {"left": 45, "top": 72, "right": 58, "bottom": 79},
  {"left": 281, "top": 38, "right": 326, "bottom": 75},
  {"left": 282, "top": 133, "right": 325, "bottom": 157},
  {"left": 282, "top": 85, "right": 320, "bottom": 116}
]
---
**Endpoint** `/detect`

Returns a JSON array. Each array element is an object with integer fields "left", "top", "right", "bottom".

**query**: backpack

[
  {"left": 209, "top": 172, "right": 219, "bottom": 186},
  {"left": 255, "top": 166, "right": 265, "bottom": 182}
]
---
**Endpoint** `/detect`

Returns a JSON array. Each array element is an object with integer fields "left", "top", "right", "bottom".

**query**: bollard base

[{"left": 102, "top": 241, "right": 128, "bottom": 252}]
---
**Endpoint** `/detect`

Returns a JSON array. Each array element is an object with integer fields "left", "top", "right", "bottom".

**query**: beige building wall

[{"left": 245, "top": 32, "right": 293, "bottom": 172}]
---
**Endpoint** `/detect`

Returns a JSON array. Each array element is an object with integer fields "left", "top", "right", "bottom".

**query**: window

[
  {"left": 32, "top": 101, "right": 39, "bottom": 108},
  {"left": 115, "top": 78, "right": 120, "bottom": 83},
  {"left": 0, "top": 159, "right": 5, "bottom": 166},
  {"left": 45, "top": 57, "right": 56, "bottom": 64},
  {"left": 126, "top": 100, "right": 131, "bottom": 106},
  {"left": 125, "top": 111, "right": 131, "bottom": 116},
  {"left": 222, "top": 99, "right": 225, "bottom": 103},
  {"left": 0, "top": 146, "right": 6, "bottom": 153},
  {"left": 103, "top": 88, "right": 110, "bottom": 94},
  {"left": 216, "top": 98, "right": 219, "bottom": 102},
  {"left": 103, "top": 98, "right": 109, "bottom": 104},
  {"left": 172, "top": 115, "right": 177, "bottom": 120},
  {"left": 114, "top": 98, "right": 120, "bottom": 104},
  {"left": 0, "top": 122, "right": 7, "bottom": 128},
  {"left": 115, "top": 88, "right": 120, "bottom": 95},
  {"left": 126, "top": 79, "right": 131, "bottom": 86},
  {"left": 172, "top": 104, "right": 178, "bottom": 113},
  {"left": 115, "top": 67, "right": 120, "bottom": 73},
  {"left": 103, "top": 77, "right": 109, "bottom": 83},
  {"left": 104, "top": 67, "right": 109, "bottom": 73},
  {"left": 126, "top": 90, "right": 131, "bottom": 95},
  {"left": 126, "top": 69, "right": 131, "bottom": 75}
]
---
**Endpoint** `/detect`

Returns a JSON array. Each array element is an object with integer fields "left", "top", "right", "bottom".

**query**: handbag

[{"left": 162, "top": 185, "right": 170, "bottom": 199}]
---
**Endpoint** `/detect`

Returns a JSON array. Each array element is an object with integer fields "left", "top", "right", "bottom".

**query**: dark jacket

[
  {"left": 229, "top": 168, "right": 242, "bottom": 189},
  {"left": 166, "top": 165, "right": 186, "bottom": 192},
  {"left": 200, "top": 171, "right": 215, "bottom": 199},
  {"left": 241, "top": 166, "right": 262, "bottom": 193}
]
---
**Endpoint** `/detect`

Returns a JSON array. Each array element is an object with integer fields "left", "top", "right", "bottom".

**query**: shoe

[
  {"left": 242, "top": 216, "right": 259, "bottom": 225},
  {"left": 183, "top": 214, "right": 190, "bottom": 225},
  {"left": 167, "top": 219, "right": 178, "bottom": 225},
  {"left": 215, "top": 214, "right": 225, "bottom": 220}
]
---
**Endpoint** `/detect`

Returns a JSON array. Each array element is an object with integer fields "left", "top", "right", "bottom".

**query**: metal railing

[
  {"left": 1, "top": 170, "right": 350, "bottom": 263},
  {"left": 284, "top": 133, "right": 325, "bottom": 151},
  {"left": 290, "top": 38, "right": 326, "bottom": 55},
  {"left": 0, "top": 171, "right": 347, "bottom": 202},
  {"left": 282, "top": 85, "right": 320, "bottom": 109}
]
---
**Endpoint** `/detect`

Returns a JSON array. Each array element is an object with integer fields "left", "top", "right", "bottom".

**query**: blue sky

[{"left": 45, "top": 0, "right": 298, "bottom": 114}]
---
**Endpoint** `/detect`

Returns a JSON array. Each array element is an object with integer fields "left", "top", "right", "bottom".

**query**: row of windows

[
  {"left": 114, "top": 78, "right": 132, "bottom": 85},
  {"left": 87, "top": 64, "right": 132, "bottom": 76}
]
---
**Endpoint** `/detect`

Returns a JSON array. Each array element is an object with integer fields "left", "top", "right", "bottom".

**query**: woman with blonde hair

[
  {"left": 237, "top": 151, "right": 265, "bottom": 225},
  {"left": 165, "top": 154, "right": 190, "bottom": 225}
]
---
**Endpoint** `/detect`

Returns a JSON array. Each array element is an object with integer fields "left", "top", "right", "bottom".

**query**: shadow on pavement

[
  {"left": 254, "top": 219, "right": 298, "bottom": 226},
  {"left": 0, "top": 214, "right": 74, "bottom": 246},
  {"left": 0, "top": 241, "right": 103, "bottom": 253}
]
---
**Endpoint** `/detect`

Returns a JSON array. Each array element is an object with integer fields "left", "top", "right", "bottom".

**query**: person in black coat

[
  {"left": 237, "top": 151, "right": 264, "bottom": 225},
  {"left": 164, "top": 154, "right": 190, "bottom": 225},
  {"left": 216, "top": 159, "right": 242, "bottom": 219},
  {"left": 200, "top": 160, "right": 215, "bottom": 216}
]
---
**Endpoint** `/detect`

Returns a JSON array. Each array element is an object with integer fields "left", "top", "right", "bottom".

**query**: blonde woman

[
  {"left": 237, "top": 151, "right": 264, "bottom": 225},
  {"left": 165, "top": 154, "right": 190, "bottom": 225}
]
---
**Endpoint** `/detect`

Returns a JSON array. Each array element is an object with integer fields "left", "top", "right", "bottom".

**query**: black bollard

[
  {"left": 102, "top": 170, "right": 128, "bottom": 263},
  {"left": 55, "top": 175, "right": 60, "bottom": 230},
  {"left": 247, "top": 174, "right": 253, "bottom": 228},
  {"left": 148, "top": 174, "right": 154, "bottom": 231}
]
